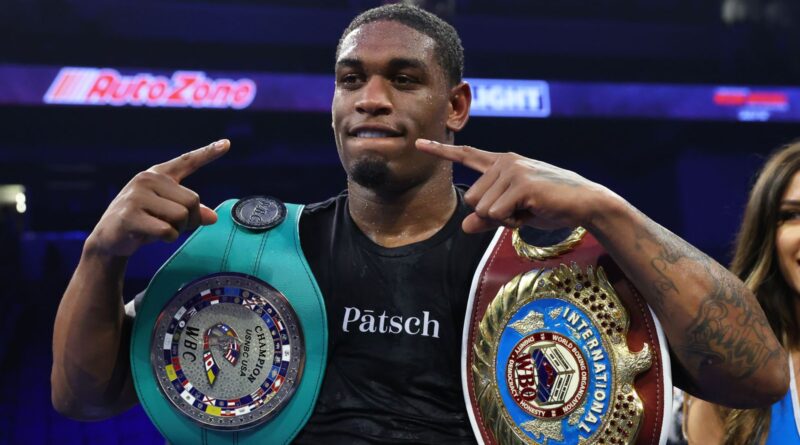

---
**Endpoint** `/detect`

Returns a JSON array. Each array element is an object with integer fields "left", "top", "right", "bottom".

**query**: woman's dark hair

[{"left": 717, "top": 140, "right": 800, "bottom": 445}]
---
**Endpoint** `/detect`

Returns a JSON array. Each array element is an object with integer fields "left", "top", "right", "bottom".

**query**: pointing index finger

[
  {"left": 415, "top": 139, "right": 496, "bottom": 173},
  {"left": 151, "top": 139, "right": 230, "bottom": 182}
]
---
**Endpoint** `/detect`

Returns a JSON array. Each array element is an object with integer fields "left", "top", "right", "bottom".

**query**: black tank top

[{"left": 294, "top": 187, "right": 493, "bottom": 444}]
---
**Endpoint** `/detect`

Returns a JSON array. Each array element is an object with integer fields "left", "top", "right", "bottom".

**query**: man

[{"left": 52, "top": 4, "right": 788, "bottom": 444}]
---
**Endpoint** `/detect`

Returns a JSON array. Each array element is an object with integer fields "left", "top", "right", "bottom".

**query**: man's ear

[{"left": 446, "top": 81, "right": 471, "bottom": 132}]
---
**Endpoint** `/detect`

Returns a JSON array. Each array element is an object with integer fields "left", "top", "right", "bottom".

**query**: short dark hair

[{"left": 336, "top": 4, "right": 464, "bottom": 86}]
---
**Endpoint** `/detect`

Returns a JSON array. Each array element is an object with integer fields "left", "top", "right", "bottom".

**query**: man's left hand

[{"left": 416, "top": 139, "right": 616, "bottom": 233}]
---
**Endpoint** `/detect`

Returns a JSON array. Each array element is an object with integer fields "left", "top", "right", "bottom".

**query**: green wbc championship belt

[{"left": 130, "top": 196, "right": 328, "bottom": 445}]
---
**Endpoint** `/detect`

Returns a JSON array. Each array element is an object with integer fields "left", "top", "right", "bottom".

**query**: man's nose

[{"left": 355, "top": 77, "right": 393, "bottom": 116}]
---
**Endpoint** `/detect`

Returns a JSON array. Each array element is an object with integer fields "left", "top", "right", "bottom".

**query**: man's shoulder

[
  {"left": 302, "top": 190, "right": 347, "bottom": 218},
  {"left": 298, "top": 191, "right": 348, "bottom": 251}
]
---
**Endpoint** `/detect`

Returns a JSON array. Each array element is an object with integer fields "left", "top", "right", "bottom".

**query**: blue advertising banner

[{"left": 0, "top": 64, "right": 797, "bottom": 122}]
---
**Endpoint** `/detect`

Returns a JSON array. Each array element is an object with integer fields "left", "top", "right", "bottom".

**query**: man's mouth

[
  {"left": 348, "top": 124, "right": 402, "bottom": 139},
  {"left": 354, "top": 130, "right": 397, "bottom": 138}
]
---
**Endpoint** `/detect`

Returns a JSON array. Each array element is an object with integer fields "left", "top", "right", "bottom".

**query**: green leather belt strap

[{"left": 130, "top": 199, "right": 328, "bottom": 445}]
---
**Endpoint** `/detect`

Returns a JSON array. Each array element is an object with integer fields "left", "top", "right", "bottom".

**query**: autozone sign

[{"left": 43, "top": 67, "right": 257, "bottom": 109}]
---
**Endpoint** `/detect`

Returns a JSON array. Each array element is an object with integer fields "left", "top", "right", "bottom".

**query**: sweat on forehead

[{"left": 335, "top": 4, "right": 464, "bottom": 86}]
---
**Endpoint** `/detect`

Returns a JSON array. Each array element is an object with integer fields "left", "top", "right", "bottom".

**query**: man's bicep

[
  {"left": 53, "top": 313, "right": 140, "bottom": 420},
  {"left": 114, "top": 292, "right": 146, "bottom": 412},
  {"left": 109, "top": 313, "right": 140, "bottom": 414}
]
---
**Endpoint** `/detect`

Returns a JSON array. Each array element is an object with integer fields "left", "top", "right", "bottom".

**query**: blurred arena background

[{"left": 2, "top": 0, "right": 800, "bottom": 443}]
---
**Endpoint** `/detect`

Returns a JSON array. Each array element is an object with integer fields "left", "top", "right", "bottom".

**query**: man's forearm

[
  {"left": 588, "top": 197, "right": 788, "bottom": 407},
  {"left": 51, "top": 238, "right": 134, "bottom": 419},
  {"left": 50, "top": 141, "right": 230, "bottom": 419}
]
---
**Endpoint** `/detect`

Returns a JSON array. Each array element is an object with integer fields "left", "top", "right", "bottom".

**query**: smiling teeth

[{"left": 356, "top": 131, "right": 391, "bottom": 138}]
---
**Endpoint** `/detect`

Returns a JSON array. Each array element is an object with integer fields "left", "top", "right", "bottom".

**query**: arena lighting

[
  {"left": 0, "top": 64, "right": 799, "bottom": 122},
  {"left": 722, "top": 0, "right": 800, "bottom": 27},
  {"left": 0, "top": 185, "right": 26, "bottom": 214},
  {"left": 15, "top": 192, "right": 26, "bottom": 214}
]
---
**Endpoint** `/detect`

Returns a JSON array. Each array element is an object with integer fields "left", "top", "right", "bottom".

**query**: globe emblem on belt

[
  {"left": 203, "top": 323, "right": 242, "bottom": 386},
  {"left": 150, "top": 272, "right": 304, "bottom": 430}
]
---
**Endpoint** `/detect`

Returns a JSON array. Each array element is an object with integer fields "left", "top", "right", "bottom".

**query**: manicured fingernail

[
  {"left": 418, "top": 139, "right": 433, "bottom": 145},
  {"left": 213, "top": 139, "right": 226, "bottom": 149}
]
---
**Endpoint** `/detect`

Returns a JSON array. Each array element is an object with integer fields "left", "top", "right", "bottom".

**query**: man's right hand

[
  {"left": 86, "top": 139, "right": 230, "bottom": 258},
  {"left": 52, "top": 139, "right": 230, "bottom": 419}
]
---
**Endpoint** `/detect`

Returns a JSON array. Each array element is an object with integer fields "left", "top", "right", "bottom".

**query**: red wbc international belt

[{"left": 462, "top": 227, "right": 672, "bottom": 445}]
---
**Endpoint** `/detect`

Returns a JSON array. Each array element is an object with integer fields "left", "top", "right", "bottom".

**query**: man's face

[{"left": 332, "top": 20, "right": 455, "bottom": 193}]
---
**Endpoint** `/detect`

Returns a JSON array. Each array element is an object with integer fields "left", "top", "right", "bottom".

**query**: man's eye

[
  {"left": 393, "top": 75, "right": 416, "bottom": 85},
  {"left": 339, "top": 74, "right": 362, "bottom": 85}
]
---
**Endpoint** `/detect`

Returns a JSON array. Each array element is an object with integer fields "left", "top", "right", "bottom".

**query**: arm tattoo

[
  {"left": 632, "top": 216, "right": 701, "bottom": 316},
  {"left": 632, "top": 215, "right": 781, "bottom": 380},
  {"left": 683, "top": 270, "right": 780, "bottom": 380}
]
